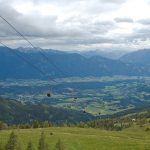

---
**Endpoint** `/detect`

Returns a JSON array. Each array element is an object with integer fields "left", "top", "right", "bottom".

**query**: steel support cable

[
  {"left": 0, "top": 41, "right": 57, "bottom": 83},
  {"left": 0, "top": 15, "right": 67, "bottom": 77}
]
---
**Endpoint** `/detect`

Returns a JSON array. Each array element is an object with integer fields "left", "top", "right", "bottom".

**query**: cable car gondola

[
  {"left": 47, "top": 93, "right": 51, "bottom": 97},
  {"left": 83, "top": 110, "right": 86, "bottom": 113}
]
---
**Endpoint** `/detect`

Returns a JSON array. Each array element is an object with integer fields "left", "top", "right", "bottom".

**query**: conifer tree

[
  {"left": 55, "top": 139, "right": 64, "bottom": 150},
  {"left": 38, "top": 132, "right": 48, "bottom": 150},
  {"left": 27, "top": 141, "right": 33, "bottom": 150},
  {"left": 5, "top": 131, "right": 19, "bottom": 150}
]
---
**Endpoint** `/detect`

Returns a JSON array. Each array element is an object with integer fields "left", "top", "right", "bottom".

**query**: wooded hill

[{"left": 0, "top": 97, "right": 94, "bottom": 125}]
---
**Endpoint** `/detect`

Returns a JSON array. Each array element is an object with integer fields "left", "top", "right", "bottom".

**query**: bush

[
  {"left": 0, "top": 121, "right": 8, "bottom": 130},
  {"left": 145, "top": 128, "right": 150, "bottom": 131}
]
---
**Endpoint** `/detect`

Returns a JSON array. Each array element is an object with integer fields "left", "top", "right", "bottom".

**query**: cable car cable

[
  {"left": 0, "top": 15, "right": 67, "bottom": 77},
  {"left": 0, "top": 41, "right": 57, "bottom": 83}
]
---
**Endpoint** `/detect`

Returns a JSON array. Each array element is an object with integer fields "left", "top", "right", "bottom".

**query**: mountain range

[
  {"left": 0, "top": 47, "right": 150, "bottom": 79},
  {"left": 79, "top": 49, "right": 128, "bottom": 59},
  {"left": 120, "top": 49, "right": 150, "bottom": 65}
]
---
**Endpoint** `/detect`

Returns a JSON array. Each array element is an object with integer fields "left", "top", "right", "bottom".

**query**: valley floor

[
  {"left": 0, "top": 125, "right": 150, "bottom": 150},
  {"left": 1, "top": 76, "right": 150, "bottom": 115}
]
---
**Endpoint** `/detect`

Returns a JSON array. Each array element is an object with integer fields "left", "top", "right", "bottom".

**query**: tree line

[
  {"left": 0, "top": 118, "right": 133, "bottom": 131},
  {"left": 1, "top": 114, "right": 150, "bottom": 131}
]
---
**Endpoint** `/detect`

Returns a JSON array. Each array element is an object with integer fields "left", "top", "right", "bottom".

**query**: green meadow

[{"left": 0, "top": 125, "right": 150, "bottom": 150}]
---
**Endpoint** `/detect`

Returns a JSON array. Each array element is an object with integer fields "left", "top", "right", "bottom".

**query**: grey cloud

[
  {"left": 138, "top": 19, "right": 150, "bottom": 25},
  {"left": 114, "top": 17, "right": 134, "bottom": 23},
  {"left": 0, "top": 0, "right": 115, "bottom": 41},
  {"left": 0, "top": 2, "right": 21, "bottom": 20},
  {"left": 0, "top": 0, "right": 110, "bottom": 37},
  {"left": 0, "top": 2, "right": 22, "bottom": 37},
  {"left": 133, "top": 28, "right": 150, "bottom": 40},
  {"left": 100, "top": 0, "right": 127, "bottom": 4},
  {"left": 90, "top": 21, "right": 116, "bottom": 34},
  {"left": 30, "top": 0, "right": 127, "bottom": 5},
  {"left": 0, "top": 0, "right": 149, "bottom": 51},
  {"left": 125, "top": 27, "right": 150, "bottom": 44},
  {"left": 69, "top": 38, "right": 118, "bottom": 45},
  {"left": 28, "top": 0, "right": 126, "bottom": 15},
  {"left": 0, "top": 2, "right": 60, "bottom": 38},
  {"left": 82, "top": 0, "right": 123, "bottom": 14}
]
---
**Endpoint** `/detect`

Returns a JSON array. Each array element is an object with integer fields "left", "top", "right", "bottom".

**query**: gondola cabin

[
  {"left": 47, "top": 93, "right": 51, "bottom": 97},
  {"left": 83, "top": 110, "right": 86, "bottom": 113}
]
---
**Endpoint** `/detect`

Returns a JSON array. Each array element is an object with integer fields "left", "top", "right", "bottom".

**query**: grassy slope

[{"left": 0, "top": 125, "right": 150, "bottom": 150}]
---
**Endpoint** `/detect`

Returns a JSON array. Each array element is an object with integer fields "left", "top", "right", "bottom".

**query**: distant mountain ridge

[
  {"left": 120, "top": 49, "right": 150, "bottom": 65},
  {"left": 0, "top": 47, "right": 150, "bottom": 79},
  {"left": 79, "top": 49, "right": 129, "bottom": 59}
]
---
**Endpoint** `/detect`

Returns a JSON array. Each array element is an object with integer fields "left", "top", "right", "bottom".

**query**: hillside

[
  {"left": 120, "top": 49, "right": 150, "bottom": 65},
  {"left": 89, "top": 56, "right": 137, "bottom": 75},
  {"left": 112, "top": 104, "right": 150, "bottom": 118},
  {"left": 0, "top": 47, "right": 147, "bottom": 79},
  {"left": 0, "top": 97, "right": 94, "bottom": 124}
]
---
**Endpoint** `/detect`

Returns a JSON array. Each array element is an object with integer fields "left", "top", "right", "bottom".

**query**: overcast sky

[{"left": 0, "top": 0, "right": 150, "bottom": 51}]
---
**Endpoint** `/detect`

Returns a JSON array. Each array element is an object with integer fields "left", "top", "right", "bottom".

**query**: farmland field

[{"left": 1, "top": 76, "right": 150, "bottom": 115}]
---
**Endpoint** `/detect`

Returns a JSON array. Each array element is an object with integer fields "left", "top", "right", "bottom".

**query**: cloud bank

[{"left": 0, "top": 0, "right": 150, "bottom": 51}]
